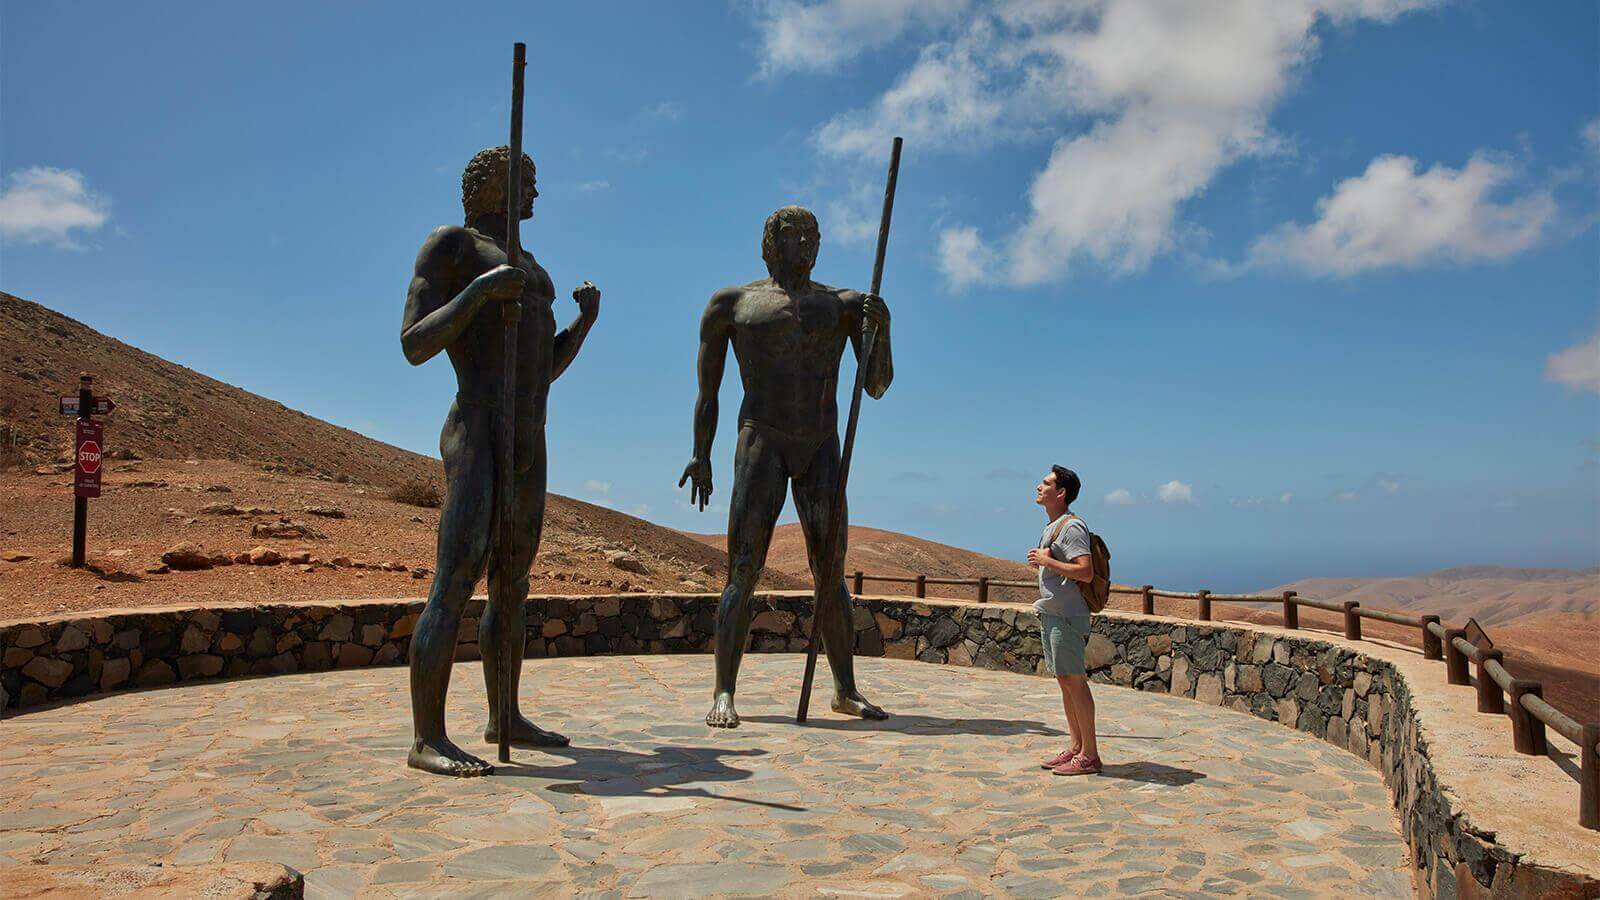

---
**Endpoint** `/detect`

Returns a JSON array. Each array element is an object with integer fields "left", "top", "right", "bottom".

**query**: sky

[{"left": 2, "top": 0, "right": 1596, "bottom": 591}]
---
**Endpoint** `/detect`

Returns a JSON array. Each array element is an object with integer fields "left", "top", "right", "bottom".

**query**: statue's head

[
  {"left": 462, "top": 146, "right": 538, "bottom": 224},
  {"left": 761, "top": 205, "right": 819, "bottom": 285}
]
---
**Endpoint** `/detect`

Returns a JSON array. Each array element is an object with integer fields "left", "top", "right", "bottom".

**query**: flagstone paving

[{"left": 0, "top": 655, "right": 1410, "bottom": 897}]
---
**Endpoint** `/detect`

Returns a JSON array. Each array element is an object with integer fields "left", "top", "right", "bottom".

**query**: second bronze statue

[{"left": 680, "top": 205, "right": 894, "bottom": 728}]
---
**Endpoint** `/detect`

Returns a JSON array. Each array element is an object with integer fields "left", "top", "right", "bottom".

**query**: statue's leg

[
  {"left": 408, "top": 406, "right": 495, "bottom": 777},
  {"left": 482, "top": 429, "right": 567, "bottom": 748},
  {"left": 708, "top": 425, "right": 788, "bottom": 728},
  {"left": 791, "top": 433, "right": 888, "bottom": 720}
]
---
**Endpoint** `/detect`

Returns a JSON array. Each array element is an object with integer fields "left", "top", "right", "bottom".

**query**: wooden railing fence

[{"left": 848, "top": 570, "right": 1599, "bottom": 831}]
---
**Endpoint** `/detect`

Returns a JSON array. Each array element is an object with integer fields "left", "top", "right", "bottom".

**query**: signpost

[{"left": 61, "top": 374, "right": 113, "bottom": 567}]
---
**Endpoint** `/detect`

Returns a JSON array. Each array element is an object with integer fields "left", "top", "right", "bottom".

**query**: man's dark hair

[{"left": 1050, "top": 465, "right": 1081, "bottom": 506}]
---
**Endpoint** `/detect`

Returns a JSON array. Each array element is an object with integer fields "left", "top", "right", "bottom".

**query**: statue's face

[
  {"left": 476, "top": 166, "right": 539, "bottom": 220},
  {"left": 772, "top": 218, "right": 818, "bottom": 275}
]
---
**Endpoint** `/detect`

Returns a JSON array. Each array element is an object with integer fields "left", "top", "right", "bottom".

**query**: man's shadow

[
  {"left": 742, "top": 712, "right": 1064, "bottom": 737},
  {"left": 1094, "top": 761, "right": 1206, "bottom": 787},
  {"left": 495, "top": 742, "right": 805, "bottom": 812}
]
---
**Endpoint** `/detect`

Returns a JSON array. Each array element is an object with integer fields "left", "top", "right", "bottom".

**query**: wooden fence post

[
  {"left": 1444, "top": 629, "right": 1470, "bottom": 686},
  {"left": 1580, "top": 723, "right": 1599, "bottom": 831},
  {"left": 1197, "top": 590, "right": 1211, "bottom": 621},
  {"left": 1475, "top": 649, "right": 1504, "bottom": 714},
  {"left": 914, "top": 575, "right": 926, "bottom": 599},
  {"left": 977, "top": 577, "right": 989, "bottom": 604},
  {"left": 853, "top": 571, "right": 864, "bottom": 594},
  {"left": 1282, "top": 591, "right": 1298, "bottom": 629},
  {"left": 1343, "top": 601, "right": 1361, "bottom": 641},
  {"left": 1507, "top": 680, "right": 1547, "bottom": 756},
  {"left": 1420, "top": 614, "right": 1442, "bottom": 660},
  {"left": 1141, "top": 585, "right": 1154, "bottom": 616}
]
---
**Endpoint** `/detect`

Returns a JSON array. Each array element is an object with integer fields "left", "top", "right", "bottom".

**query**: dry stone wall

[{"left": 2, "top": 594, "right": 1590, "bottom": 897}]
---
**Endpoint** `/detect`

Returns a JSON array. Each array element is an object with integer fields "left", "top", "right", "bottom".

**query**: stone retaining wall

[{"left": 3, "top": 594, "right": 1592, "bottom": 897}]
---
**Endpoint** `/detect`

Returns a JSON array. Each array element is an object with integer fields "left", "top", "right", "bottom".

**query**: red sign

[{"left": 75, "top": 419, "right": 103, "bottom": 498}]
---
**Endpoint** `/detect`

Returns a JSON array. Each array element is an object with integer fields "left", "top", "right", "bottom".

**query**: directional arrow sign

[{"left": 59, "top": 397, "right": 116, "bottom": 416}]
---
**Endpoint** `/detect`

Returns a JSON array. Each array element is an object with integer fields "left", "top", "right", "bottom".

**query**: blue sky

[{"left": 3, "top": 0, "right": 1596, "bottom": 591}]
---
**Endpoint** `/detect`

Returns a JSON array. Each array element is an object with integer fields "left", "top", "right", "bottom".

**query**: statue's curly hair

[
  {"left": 462, "top": 145, "right": 536, "bottom": 221},
  {"left": 761, "top": 205, "right": 819, "bottom": 279}
]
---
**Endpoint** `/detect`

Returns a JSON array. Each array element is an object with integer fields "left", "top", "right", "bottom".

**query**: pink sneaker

[
  {"left": 1039, "top": 747, "right": 1080, "bottom": 769},
  {"left": 1051, "top": 754, "right": 1103, "bottom": 776}
]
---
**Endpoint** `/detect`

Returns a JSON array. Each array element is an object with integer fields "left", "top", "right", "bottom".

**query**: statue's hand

[
  {"left": 475, "top": 264, "right": 527, "bottom": 302},
  {"left": 573, "top": 281, "right": 600, "bottom": 321},
  {"left": 678, "top": 459, "right": 713, "bottom": 511},
  {"left": 862, "top": 292, "right": 890, "bottom": 333}
]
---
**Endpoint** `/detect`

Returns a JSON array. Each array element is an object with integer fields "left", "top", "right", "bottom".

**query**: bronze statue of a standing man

[
  {"left": 680, "top": 205, "right": 893, "bottom": 728},
  {"left": 400, "top": 146, "right": 600, "bottom": 776}
]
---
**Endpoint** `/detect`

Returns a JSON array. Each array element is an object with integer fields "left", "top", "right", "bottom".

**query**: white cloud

[
  {"left": 1584, "top": 118, "right": 1600, "bottom": 155},
  {"left": 752, "top": 0, "right": 971, "bottom": 77},
  {"left": 1156, "top": 480, "right": 1194, "bottom": 504},
  {"left": 1103, "top": 488, "right": 1136, "bottom": 506},
  {"left": 780, "top": 0, "right": 1439, "bottom": 287},
  {"left": 1280, "top": 492, "right": 1293, "bottom": 504},
  {"left": 583, "top": 479, "right": 612, "bottom": 495},
  {"left": 0, "top": 167, "right": 110, "bottom": 248},
  {"left": 1337, "top": 491, "right": 1358, "bottom": 502},
  {"left": 1546, "top": 332, "right": 1600, "bottom": 393},
  {"left": 938, "top": 225, "right": 995, "bottom": 288},
  {"left": 1377, "top": 478, "right": 1401, "bottom": 495},
  {"left": 1249, "top": 153, "right": 1554, "bottom": 275},
  {"left": 643, "top": 101, "right": 683, "bottom": 121},
  {"left": 576, "top": 180, "right": 611, "bottom": 193}
]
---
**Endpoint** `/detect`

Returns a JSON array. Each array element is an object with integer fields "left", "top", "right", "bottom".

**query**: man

[
  {"left": 399, "top": 146, "right": 600, "bottom": 777},
  {"left": 1027, "top": 465, "right": 1102, "bottom": 776},
  {"left": 679, "top": 205, "right": 892, "bottom": 728}
]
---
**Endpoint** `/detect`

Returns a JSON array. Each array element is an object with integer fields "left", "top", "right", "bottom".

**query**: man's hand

[
  {"left": 1026, "top": 548, "right": 1053, "bottom": 570},
  {"left": 678, "top": 459, "right": 713, "bottom": 511},
  {"left": 474, "top": 264, "right": 527, "bottom": 302},
  {"left": 573, "top": 280, "right": 600, "bottom": 321},
  {"left": 862, "top": 292, "right": 890, "bottom": 333}
]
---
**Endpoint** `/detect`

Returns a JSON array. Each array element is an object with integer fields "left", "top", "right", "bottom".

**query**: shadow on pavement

[{"left": 744, "top": 712, "right": 1065, "bottom": 737}]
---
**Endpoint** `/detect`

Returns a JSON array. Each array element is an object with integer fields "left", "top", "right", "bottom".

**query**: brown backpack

[{"left": 1048, "top": 514, "right": 1112, "bottom": 613}]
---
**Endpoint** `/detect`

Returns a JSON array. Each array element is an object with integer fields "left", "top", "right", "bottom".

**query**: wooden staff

[
  {"left": 497, "top": 41, "right": 526, "bottom": 766},
  {"left": 797, "top": 136, "right": 902, "bottom": 722}
]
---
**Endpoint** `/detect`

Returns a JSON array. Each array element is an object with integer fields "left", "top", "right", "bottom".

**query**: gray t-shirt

[{"left": 1032, "top": 514, "right": 1092, "bottom": 617}]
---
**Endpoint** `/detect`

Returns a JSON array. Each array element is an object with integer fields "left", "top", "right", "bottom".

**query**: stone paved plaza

[{"left": 0, "top": 655, "right": 1410, "bottom": 897}]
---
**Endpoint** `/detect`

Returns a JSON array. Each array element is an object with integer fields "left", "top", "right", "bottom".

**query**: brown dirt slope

[
  {"left": 686, "top": 523, "right": 1038, "bottom": 603},
  {"left": 1268, "top": 566, "right": 1598, "bottom": 629}
]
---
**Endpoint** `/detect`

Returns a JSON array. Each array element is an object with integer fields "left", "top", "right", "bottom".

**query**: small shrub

[{"left": 389, "top": 479, "right": 443, "bottom": 509}]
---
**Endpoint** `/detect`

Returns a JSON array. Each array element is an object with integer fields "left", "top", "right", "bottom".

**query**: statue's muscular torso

[{"left": 725, "top": 279, "right": 863, "bottom": 438}]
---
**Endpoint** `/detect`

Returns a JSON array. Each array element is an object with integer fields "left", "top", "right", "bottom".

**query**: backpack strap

[{"left": 1046, "top": 513, "right": 1080, "bottom": 547}]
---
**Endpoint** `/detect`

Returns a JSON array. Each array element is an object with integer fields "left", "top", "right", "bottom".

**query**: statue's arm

[
  {"left": 550, "top": 276, "right": 598, "bottom": 382},
  {"left": 846, "top": 290, "right": 894, "bottom": 399},
  {"left": 400, "top": 227, "right": 489, "bottom": 366},
  {"left": 691, "top": 289, "right": 737, "bottom": 462}
]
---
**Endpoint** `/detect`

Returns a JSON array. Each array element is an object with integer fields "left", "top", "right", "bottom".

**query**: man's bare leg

[
  {"left": 708, "top": 426, "right": 788, "bottom": 728},
  {"left": 1064, "top": 675, "right": 1098, "bottom": 759},
  {"left": 792, "top": 438, "right": 886, "bottom": 720},
  {"left": 481, "top": 437, "right": 569, "bottom": 749},
  {"left": 409, "top": 411, "right": 495, "bottom": 777}
]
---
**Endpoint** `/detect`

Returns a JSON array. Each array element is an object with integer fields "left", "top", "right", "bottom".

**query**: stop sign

[{"left": 78, "top": 439, "right": 102, "bottom": 473}]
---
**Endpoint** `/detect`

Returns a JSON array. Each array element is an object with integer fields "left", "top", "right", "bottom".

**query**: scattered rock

[
  {"left": 161, "top": 542, "right": 214, "bottom": 571},
  {"left": 209, "top": 553, "right": 234, "bottom": 567},
  {"left": 203, "top": 483, "right": 233, "bottom": 492},
  {"left": 247, "top": 547, "right": 283, "bottom": 566},
  {"left": 408, "top": 515, "right": 425, "bottom": 523},
  {"left": 330, "top": 556, "right": 354, "bottom": 567},
  {"left": 287, "top": 551, "right": 312, "bottom": 565},
  {"left": 304, "top": 505, "right": 346, "bottom": 519},
  {"left": 606, "top": 550, "right": 649, "bottom": 574},
  {"left": 144, "top": 564, "right": 171, "bottom": 575},
  {"left": 251, "top": 519, "right": 325, "bottom": 540},
  {"left": 199, "top": 502, "right": 243, "bottom": 515},
  {"left": 127, "top": 480, "right": 168, "bottom": 488},
  {"left": 1, "top": 550, "right": 32, "bottom": 563}
]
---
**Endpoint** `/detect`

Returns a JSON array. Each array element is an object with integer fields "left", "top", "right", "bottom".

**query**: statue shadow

[
  {"left": 1093, "top": 760, "right": 1206, "bottom": 787},
  {"left": 743, "top": 712, "right": 1064, "bottom": 737},
  {"left": 495, "top": 743, "right": 806, "bottom": 812}
]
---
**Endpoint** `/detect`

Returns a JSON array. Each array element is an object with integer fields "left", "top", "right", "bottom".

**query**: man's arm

[
  {"left": 846, "top": 290, "right": 893, "bottom": 399},
  {"left": 678, "top": 288, "right": 736, "bottom": 509},
  {"left": 551, "top": 280, "right": 600, "bottom": 382},
  {"left": 401, "top": 227, "right": 520, "bottom": 365}
]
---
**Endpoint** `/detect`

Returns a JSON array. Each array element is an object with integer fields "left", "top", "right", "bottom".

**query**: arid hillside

[{"left": 1268, "top": 566, "right": 1598, "bottom": 628}]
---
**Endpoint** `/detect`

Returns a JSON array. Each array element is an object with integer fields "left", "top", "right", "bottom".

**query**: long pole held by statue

[
  {"left": 497, "top": 41, "right": 527, "bottom": 766},
  {"left": 797, "top": 136, "right": 903, "bottom": 723}
]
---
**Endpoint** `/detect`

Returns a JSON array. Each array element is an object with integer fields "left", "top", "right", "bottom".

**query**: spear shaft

[
  {"left": 497, "top": 41, "right": 526, "bottom": 766},
  {"left": 797, "top": 136, "right": 902, "bottom": 722}
]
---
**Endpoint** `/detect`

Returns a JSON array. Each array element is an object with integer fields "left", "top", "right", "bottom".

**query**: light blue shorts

[{"left": 1040, "top": 613, "right": 1091, "bottom": 676}]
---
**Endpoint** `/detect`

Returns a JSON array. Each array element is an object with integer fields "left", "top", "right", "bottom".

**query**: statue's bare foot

[
  {"left": 706, "top": 692, "right": 740, "bottom": 728},
  {"left": 484, "top": 713, "right": 570, "bottom": 748},
  {"left": 832, "top": 690, "right": 889, "bottom": 721},
  {"left": 408, "top": 737, "right": 493, "bottom": 778}
]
